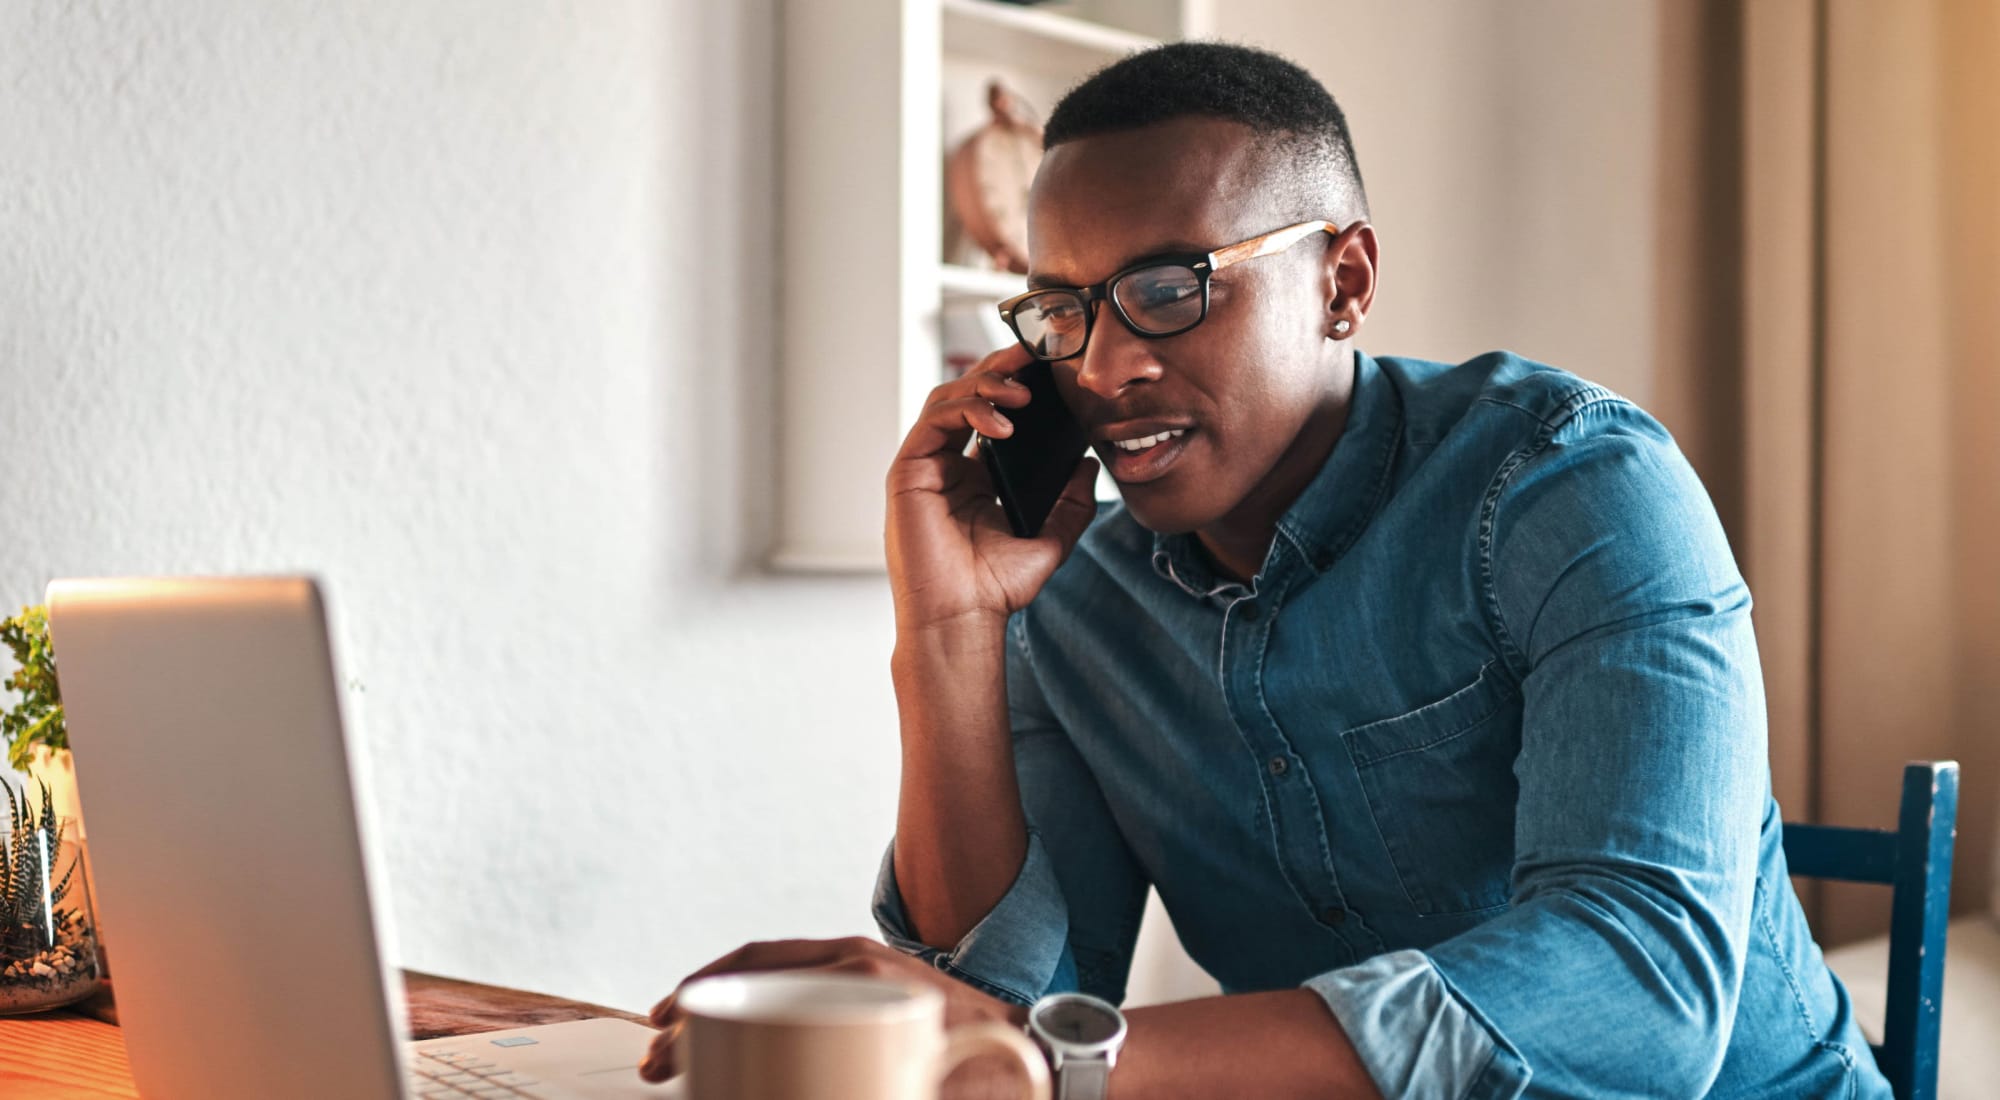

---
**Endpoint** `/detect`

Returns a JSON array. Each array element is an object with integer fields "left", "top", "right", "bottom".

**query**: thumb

[{"left": 1037, "top": 457, "right": 1102, "bottom": 554}]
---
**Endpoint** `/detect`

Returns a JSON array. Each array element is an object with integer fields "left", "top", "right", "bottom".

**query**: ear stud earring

[{"left": 1334, "top": 319, "right": 1351, "bottom": 335}]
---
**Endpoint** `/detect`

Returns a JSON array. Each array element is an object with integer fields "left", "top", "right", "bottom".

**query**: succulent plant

[{"left": 0, "top": 779, "right": 77, "bottom": 968}]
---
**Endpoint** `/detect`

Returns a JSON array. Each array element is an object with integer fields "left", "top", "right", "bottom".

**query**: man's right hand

[{"left": 885, "top": 343, "right": 1101, "bottom": 635}]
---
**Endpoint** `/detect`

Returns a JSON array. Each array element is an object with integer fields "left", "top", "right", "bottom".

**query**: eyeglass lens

[
  {"left": 1010, "top": 263, "right": 1205, "bottom": 360},
  {"left": 1111, "top": 264, "right": 1204, "bottom": 333}
]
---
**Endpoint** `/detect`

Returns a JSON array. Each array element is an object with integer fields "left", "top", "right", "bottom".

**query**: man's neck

[{"left": 1194, "top": 358, "right": 1355, "bottom": 585}]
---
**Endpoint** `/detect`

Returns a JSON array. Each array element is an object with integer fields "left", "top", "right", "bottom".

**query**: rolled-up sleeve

[
  {"left": 873, "top": 829, "right": 1077, "bottom": 1004},
  {"left": 1307, "top": 950, "right": 1529, "bottom": 1100},
  {"left": 872, "top": 610, "right": 1151, "bottom": 1006},
  {"left": 1307, "top": 401, "right": 1766, "bottom": 1098}
]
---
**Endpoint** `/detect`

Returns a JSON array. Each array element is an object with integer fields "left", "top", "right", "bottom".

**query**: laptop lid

[{"left": 48, "top": 576, "right": 408, "bottom": 1100}]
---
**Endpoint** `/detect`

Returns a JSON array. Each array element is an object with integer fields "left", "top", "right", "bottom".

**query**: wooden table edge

[{"left": 0, "top": 969, "right": 657, "bottom": 1099}]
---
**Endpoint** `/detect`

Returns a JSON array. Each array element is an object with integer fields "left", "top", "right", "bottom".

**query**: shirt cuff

[
  {"left": 871, "top": 830, "right": 1075, "bottom": 1005},
  {"left": 1304, "top": 949, "right": 1531, "bottom": 1100}
]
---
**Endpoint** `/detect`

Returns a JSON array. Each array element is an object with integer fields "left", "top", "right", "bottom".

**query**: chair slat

[
  {"left": 1781, "top": 760, "right": 1959, "bottom": 1100},
  {"left": 1878, "top": 762, "right": 1957, "bottom": 1100},
  {"left": 1781, "top": 822, "right": 1898, "bottom": 882}
]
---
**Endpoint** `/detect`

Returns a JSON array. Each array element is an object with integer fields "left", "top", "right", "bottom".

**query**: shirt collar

[{"left": 1149, "top": 349, "right": 1403, "bottom": 599}]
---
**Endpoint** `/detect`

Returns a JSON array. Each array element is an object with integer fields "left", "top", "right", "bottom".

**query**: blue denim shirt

[{"left": 874, "top": 351, "right": 1888, "bottom": 1099}]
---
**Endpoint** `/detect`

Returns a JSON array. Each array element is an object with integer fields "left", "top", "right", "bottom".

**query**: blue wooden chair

[{"left": 1782, "top": 760, "right": 1959, "bottom": 1100}]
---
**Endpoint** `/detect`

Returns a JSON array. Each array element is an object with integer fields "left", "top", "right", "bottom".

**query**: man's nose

[{"left": 1072, "top": 306, "right": 1164, "bottom": 399}]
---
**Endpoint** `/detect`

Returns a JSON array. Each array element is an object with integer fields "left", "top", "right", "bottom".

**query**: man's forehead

[{"left": 1025, "top": 118, "right": 1282, "bottom": 283}]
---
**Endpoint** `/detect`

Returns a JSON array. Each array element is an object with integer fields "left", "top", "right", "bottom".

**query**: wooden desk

[{"left": 0, "top": 972, "right": 650, "bottom": 1099}]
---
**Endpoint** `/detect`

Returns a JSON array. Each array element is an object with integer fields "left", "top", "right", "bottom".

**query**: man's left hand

[{"left": 640, "top": 936, "right": 1031, "bottom": 1087}]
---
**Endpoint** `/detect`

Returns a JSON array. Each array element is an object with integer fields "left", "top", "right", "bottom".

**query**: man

[{"left": 646, "top": 42, "right": 1887, "bottom": 1099}]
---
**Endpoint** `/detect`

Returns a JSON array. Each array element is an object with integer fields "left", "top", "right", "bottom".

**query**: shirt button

[
  {"left": 1320, "top": 906, "right": 1347, "bottom": 926},
  {"left": 1267, "top": 756, "right": 1289, "bottom": 776}
]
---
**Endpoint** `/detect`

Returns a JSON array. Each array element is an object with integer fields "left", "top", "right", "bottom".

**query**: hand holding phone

[
  {"left": 883, "top": 347, "right": 1099, "bottom": 634},
  {"left": 976, "top": 359, "right": 1092, "bottom": 538}
]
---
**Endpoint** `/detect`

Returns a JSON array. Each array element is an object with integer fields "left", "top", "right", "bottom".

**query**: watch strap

[{"left": 1056, "top": 1057, "right": 1110, "bottom": 1100}]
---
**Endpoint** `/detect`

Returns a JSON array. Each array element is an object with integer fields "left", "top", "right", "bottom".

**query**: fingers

[
  {"left": 886, "top": 447, "right": 992, "bottom": 504},
  {"left": 645, "top": 944, "right": 744, "bottom": 1027},
  {"left": 942, "top": 393, "right": 1020, "bottom": 439},
  {"left": 923, "top": 354, "right": 1035, "bottom": 423},
  {"left": 636, "top": 953, "right": 899, "bottom": 1084},
  {"left": 962, "top": 340, "right": 1033, "bottom": 381},
  {"left": 640, "top": 1024, "right": 680, "bottom": 1082},
  {"left": 1036, "top": 456, "right": 1102, "bottom": 552},
  {"left": 933, "top": 369, "right": 1036, "bottom": 413},
  {"left": 647, "top": 938, "right": 873, "bottom": 1027},
  {"left": 895, "top": 388, "right": 1026, "bottom": 466},
  {"left": 895, "top": 352, "right": 1038, "bottom": 465},
  {"left": 639, "top": 937, "right": 898, "bottom": 1084}
]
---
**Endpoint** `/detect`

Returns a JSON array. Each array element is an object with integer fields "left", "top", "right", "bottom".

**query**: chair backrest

[{"left": 1782, "top": 760, "right": 1959, "bottom": 1100}]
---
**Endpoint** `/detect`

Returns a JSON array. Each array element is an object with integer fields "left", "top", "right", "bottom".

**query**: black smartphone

[{"left": 978, "top": 359, "right": 1091, "bottom": 538}]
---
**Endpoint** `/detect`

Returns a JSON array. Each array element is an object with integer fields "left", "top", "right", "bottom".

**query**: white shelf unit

[
  {"left": 939, "top": 262, "right": 1029, "bottom": 302},
  {"left": 942, "top": 0, "right": 1162, "bottom": 70},
  {"left": 773, "top": 0, "right": 1209, "bottom": 572}
]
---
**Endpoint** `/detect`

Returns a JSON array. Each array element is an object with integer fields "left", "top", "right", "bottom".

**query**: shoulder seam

[
  {"left": 1472, "top": 382, "right": 1623, "bottom": 434},
  {"left": 1473, "top": 387, "right": 1612, "bottom": 672},
  {"left": 1472, "top": 385, "right": 1648, "bottom": 676}
]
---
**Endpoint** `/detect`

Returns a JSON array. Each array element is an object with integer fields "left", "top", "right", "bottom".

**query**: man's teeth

[{"left": 1112, "top": 428, "right": 1187, "bottom": 453}]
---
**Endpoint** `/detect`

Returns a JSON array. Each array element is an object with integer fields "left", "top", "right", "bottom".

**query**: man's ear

[{"left": 1323, "top": 221, "right": 1379, "bottom": 339}]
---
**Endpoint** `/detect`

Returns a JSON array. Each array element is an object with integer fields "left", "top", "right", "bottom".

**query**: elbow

[
  {"left": 1535, "top": 870, "right": 1747, "bottom": 1093},
  {"left": 1646, "top": 969, "right": 1735, "bottom": 1097}
]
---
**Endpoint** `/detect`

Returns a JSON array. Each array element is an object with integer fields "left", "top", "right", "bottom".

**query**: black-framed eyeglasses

[{"left": 996, "top": 220, "right": 1345, "bottom": 362}]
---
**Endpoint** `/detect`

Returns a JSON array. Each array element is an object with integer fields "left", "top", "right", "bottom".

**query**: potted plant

[
  {"left": 0, "top": 778, "right": 100, "bottom": 1012},
  {"left": 1, "top": 603, "right": 108, "bottom": 1000},
  {"left": 2, "top": 605, "right": 77, "bottom": 821}
]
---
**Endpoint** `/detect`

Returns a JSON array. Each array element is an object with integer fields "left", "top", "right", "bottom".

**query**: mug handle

[{"left": 933, "top": 1022, "right": 1051, "bottom": 1100}]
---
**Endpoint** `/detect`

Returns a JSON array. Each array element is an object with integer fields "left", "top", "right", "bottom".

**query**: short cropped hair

[{"left": 1043, "top": 41, "right": 1369, "bottom": 226}]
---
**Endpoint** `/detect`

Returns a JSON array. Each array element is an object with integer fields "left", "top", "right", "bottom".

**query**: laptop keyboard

[{"left": 408, "top": 1048, "right": 551, "bottom": 1099}]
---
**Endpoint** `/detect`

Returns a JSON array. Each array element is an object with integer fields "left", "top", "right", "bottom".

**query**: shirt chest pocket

[{"left": 1339, "top": 662, "right": 1522, "bottom": 916}]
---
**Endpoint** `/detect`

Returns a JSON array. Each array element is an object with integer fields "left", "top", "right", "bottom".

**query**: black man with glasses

[{"left": 646, "top": 41, "right": 1889, "bottom": 1100}]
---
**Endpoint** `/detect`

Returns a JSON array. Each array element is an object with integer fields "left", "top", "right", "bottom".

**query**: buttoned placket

[{"left": 1214, "top": 543, "right": 1381, "bottom": 962}]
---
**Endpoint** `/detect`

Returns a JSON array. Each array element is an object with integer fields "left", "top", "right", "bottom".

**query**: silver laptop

[{"left": 48, "top": 577, "right": 680, "bottom": 1100}]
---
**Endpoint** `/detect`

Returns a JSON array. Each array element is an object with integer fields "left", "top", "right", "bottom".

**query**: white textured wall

[{"left": 2, "top": 0, "right": 902, "bottom": 1012}]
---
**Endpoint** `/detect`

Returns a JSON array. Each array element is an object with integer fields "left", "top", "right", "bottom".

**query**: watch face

[{"left": 1036, "top": 998, "right": 1122, "bottom": 1045}]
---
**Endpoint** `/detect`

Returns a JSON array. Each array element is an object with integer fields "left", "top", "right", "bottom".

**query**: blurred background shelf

[
  {"left": 942, "top": 0, "right": 1161, "bottom": 72},
  {"left": 939, "top": 262, "right": 1028, "bottom": 302},
  {"left": 775, "top": 0, "right": 1207, "bottom": 572}
]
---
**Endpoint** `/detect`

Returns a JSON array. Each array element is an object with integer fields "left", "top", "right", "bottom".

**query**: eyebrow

[{"left": 1027, "top": 240, "right": 1213, "bottom": 290}]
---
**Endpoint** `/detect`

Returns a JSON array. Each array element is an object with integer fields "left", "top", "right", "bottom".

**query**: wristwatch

[{"left": 1026, "top": 992, "right": 1128, "bottom": 1100}]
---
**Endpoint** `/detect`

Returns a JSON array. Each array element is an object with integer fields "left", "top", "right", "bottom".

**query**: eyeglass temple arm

[{"left": 1206, "top": 220, "right": 1342, "bottom": 271}]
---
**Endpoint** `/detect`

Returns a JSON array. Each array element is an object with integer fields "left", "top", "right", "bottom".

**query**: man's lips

[
  {"left": 1094, "top": 424, "right": 1196, "bottom": 484},
  {"left": 1093, "top": 417, "right": 1197, "bottom": 446}
]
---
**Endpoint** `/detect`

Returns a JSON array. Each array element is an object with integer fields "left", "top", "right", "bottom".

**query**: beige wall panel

[
  {"left": 1738, "top": 0, "right": 1820, "bottom": 831},
  {"left": 1819, "top": 0, "right": 1962, "bottom": 944},
  {"left": 1938, "top": 0, "right": 2000, "bottom": 917},
  {"left": 1647, "top": 0, "right": 1744, "bottom": 539},
  {"left": 1216, "top": 0, "right": 1663, "bottom": 405}
]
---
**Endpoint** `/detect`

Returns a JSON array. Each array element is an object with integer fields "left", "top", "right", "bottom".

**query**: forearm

[{"left": 891, "top": 616, "right": 1029, "bottom": 950}]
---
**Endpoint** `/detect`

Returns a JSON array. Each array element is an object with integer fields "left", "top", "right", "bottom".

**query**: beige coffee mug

[{"left": 674, "top": 972, "right": 1050, "bottom": 1100}]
